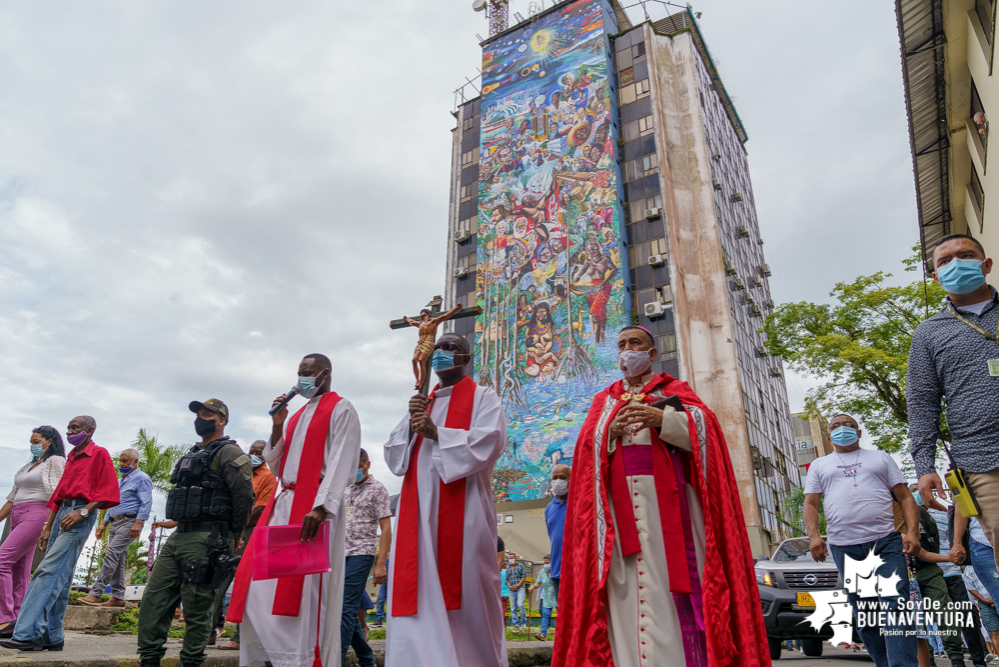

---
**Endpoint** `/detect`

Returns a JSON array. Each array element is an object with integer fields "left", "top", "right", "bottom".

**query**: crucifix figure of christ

[{"left": 390, "top": 295, "right": 482, "bottom": 394}]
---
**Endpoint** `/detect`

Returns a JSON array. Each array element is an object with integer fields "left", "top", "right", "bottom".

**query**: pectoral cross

[{"left": 390, "top": 295, "right": 482, "bottom": 395}]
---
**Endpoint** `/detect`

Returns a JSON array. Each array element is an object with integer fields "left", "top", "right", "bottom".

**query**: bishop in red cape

[
  {"left": 552, "top": 326, "right": 770, "bottom": 667},
  {"left": 228, "top": 353, "right": 361, "bottom": 667},
  {"left": 383, "top": 333, "right": 508, "bottom": 667}
]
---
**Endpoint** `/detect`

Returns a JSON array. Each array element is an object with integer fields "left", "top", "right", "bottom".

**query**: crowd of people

[{"left": 0, "top": 232, "right": 994, "bottom": 667}]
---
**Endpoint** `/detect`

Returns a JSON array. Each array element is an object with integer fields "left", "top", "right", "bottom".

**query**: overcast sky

[{"left": 0, "top": 0, "right": 917, "bottom": 510}]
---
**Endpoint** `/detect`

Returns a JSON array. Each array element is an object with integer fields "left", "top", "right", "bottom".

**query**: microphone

[{"left": 268, "top": 386, "right": 300, "bottom": 416}]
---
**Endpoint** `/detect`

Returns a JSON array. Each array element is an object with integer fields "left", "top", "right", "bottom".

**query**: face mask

[
  {"left": 830, "top": 426, "right": 859, "bottom": 446},
  {"left": 551, "top": 479, "right": 569, "bottom": 496},
  {"left": 544, "top": 563, "right": 550, "bottom": 570},
  {"left": 30, "top": 444, "right": 44, "bottom": 458},
  {"left": 618, "top": 349, "right": 652, "bottom": 377},
  {"left": 912, "top": 490, "right": 923, "bottom": 506},
  {"left": 297, "top": 375, "right": 321, "bottom": 399},
  {"left": 194, "top": 416, "right": 218, "bottom": 437},
  {"left": 67, "top": 431, "right": 89, "bottom": 447},
  {"left": 355, "top": 468, "right": 366, "bottom": 483},
  {"left": 119, "top": 466, "right": 133, "bottom": 474},
  {"left": 937, "top": 258, "right": 987, "bottom": 295},
  {"left": 431, "top": 349, "right": 456, "bottom": 372},
  {"left": 250, "top": 455, "right": 263, "bottom": 467}
]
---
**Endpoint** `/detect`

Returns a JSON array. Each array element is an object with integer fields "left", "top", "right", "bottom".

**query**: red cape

[{"left": 552, "top": 373, "right": 770, "bottom": 667}]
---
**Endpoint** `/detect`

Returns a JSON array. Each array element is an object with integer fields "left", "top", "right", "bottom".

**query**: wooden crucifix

[{"left": 390, "top": 295, "right": 482, "bottom": 395}]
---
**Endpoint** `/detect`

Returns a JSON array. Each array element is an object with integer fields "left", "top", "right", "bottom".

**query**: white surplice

[
  {"left": 240, "top": 395, "right": 361, "bottom": 667},
  {"left": 383, "top": 382, "right": 508, "bottom": 667},
  {"left": 604, "top": 373, "right": 708, "bottom": 667}
]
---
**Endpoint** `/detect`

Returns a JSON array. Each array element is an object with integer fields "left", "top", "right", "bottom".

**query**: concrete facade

[
  {"left": 791, "top": 410, "right": 833, "bottom": 477},
  {"left": 445, "top": 5, "right": 799, "bottom": 557}
]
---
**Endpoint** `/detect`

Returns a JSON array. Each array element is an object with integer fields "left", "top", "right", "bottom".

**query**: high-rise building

[
  {"left": 444, "top": 0, "right": 799, "bottom": 554},
  {"left": 897, "top": 0, "right": 998, "bottom": 264},
  {"left": 791, "top": 410, "right": 834, "bottom": 477}
]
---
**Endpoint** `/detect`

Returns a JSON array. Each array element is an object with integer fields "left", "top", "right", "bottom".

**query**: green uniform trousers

[
  {"left": 915, "top": 564, "right": 966, "bottom": 664},
  {"left": 137, "top": 530, "right": 233, "bottom": 665}
]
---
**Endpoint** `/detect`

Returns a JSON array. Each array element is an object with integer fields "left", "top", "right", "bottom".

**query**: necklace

[{"left": 835, "top": 448, "right": 862, "bottom": 489}]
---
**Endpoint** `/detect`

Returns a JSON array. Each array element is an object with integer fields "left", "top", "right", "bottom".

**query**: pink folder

[{"left": 251, "top": 522, "right": 332, "bottom": 581}]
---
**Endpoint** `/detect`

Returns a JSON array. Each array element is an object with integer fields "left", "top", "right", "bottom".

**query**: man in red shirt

[{"left": 1, "top": 415, "right": 119, "bottom": 651}]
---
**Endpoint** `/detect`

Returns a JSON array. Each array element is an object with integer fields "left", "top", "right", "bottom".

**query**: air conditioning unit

[
  {"left": 453, "top": 267, "right": 469, "bottom": 278},
  {"left": 769, "top": 367, "right": 783, "bottom": 378},
  {"left": 761, "top": 263, "right": 772, "bottom": 277},
  {"left": 454, "top": 229, "right": 470, "bottom": 242},
  {"left": 745, "top": 292, "right": 755, "bottom": 304},
  {"left": 644, "top": 301, "right": 665, "bottom": 318},
  {"left": 730, "top": 192, "right": 744, "bottom": 202},
  {"left": 724, "top": 259, "right": 737, "bottom": 275},
  {"left": 648, "top": 254, "right": 665, "bottom": 267},
  {"left": 734, "top": 277, "right": 746, "bottom": 290},
  {"left": 753, "top": 274, "right": 763, "bottom": 286},
  {"left": 713, "top": 178, "right": 722, "bottom": 191},
  {"left": 645, "top": 207, "right": 662, "bottom": 219},
  {"left": 738, "top": 225, "right": 750, "bottom": 238},
  {"left": 751, "top": 304, "right": 763, "bottom": 317},
  {"left": 766, "top": 299, "right": 775, "bottom": 309},
  {"left": 756, "top": 345, "right": 769, "bottom": 357}
]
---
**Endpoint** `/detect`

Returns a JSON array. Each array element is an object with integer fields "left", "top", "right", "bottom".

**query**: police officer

[{"left": 137, "top": 399, "right": 254, "bottom": 667}]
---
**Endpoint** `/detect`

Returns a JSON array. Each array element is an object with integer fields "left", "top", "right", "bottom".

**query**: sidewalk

[{"left": 0, "top": 631, "right": 554, "bottom": 667}]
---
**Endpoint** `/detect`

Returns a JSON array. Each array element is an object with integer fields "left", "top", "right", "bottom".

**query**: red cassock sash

[
  {"left": 551, "top": 373, "right": 771, "bottom": 667},
  {"left": 392, "top": 375, "right": 476, "bottom": 616},
  {"left": 227, "top": 391, "right": 342, "bottom": 622}
]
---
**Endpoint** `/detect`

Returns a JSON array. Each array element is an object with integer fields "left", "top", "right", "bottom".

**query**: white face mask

[
  {"left": 550, "top": 479, "right": 569, "bottom": 496},
  {"left": 618, "top": 349, "right": 652, "bottom": 377}
]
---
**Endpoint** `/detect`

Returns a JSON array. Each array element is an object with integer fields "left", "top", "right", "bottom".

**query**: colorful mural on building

[{"left": 476, "top": 0, "right": 628, "bottom": 502}]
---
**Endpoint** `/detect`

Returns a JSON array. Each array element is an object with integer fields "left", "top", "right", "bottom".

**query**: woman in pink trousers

[{"left": 0, "top": 427, "right": 66, "bottom": 637}]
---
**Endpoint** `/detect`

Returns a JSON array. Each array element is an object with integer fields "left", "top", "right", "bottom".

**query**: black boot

[
  {"left": 43, "top": 640, "right": 63, "bottom": 651},
  {"left": 0, "top": 638, "right": 43, "bottom": 651}
]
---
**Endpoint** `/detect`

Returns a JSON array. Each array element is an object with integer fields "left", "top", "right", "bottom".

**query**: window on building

[
  {"left": 635, "top": 79, "right": 650, "bottom": 98},
  {"left": 463, "top": 116, "right": 475, "bottom": 131},
  {"left": 642, "top": 153, "right": 658, "bottom": 173},
  {"left": 638, "top": 116, "right": 654, "bottom": 136},
  {"left": 971, "top": 166, "right": 986, "bottom": 231},
  {"left": 971, "top": 80, "right": 988, "bottom": 163},
  {"left": 458, "top": 216, "right": 478, "bottom": 234},
  {"left": 977, "top": 0, "right": 993, "bottom": 46},
  {"left": 619, "top": 83, "right": 636, "bottom": 106},
  {"left": 620, "top": 67, "right": 635, "bottom": 86},
  {"left": 649, "top": 237, "right": 667, "bottom": 257},
  {"left": 659, "top": 332, "right": 677, "bottom": 360},
  {"left": 628, "top": 241, "right": 649, "bottom": 268},
  {"left": 461, "top": 149, "right": 479, "bottom": 167},
  {"left": 460, "top": 183, "right": 476, "bottom": 202},
  {"left": 457, "top": 254, "right": 477, "bottom": 270},
  {"left": 632, "top": 42, "right": 646, "bottom": 60}
]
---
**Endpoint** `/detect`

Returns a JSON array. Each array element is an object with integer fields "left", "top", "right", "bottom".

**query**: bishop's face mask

[{"left": 618, "top": 349, "right": 653, "bottom": 377}]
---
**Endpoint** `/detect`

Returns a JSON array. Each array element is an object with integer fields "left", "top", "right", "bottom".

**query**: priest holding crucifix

[
  {"left": 227, "top": 353, "right": 361, "bottom": 667},
  {"left": 553, "top": 325, "right": 770, "bottom": 667},
  {"left": 383, "top": 333, "right": 508, "bottom": 667}
]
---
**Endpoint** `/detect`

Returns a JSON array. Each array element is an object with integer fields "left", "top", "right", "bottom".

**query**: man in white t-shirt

[{"left": 804, "top": 413, "right": 921, "bottom": 667}]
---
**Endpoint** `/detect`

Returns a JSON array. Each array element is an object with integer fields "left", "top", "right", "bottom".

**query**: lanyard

[{"left": 946, "top": 302, "right": 999, "bottom": 343}]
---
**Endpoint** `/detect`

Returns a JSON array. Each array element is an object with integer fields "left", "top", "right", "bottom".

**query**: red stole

[
  {"left": 227, "top": 391, "right": 342, "bottom": 622},
  {"left": 605, "top": 377, "right": 692, "bottom": 595},
  {"left": 552, "top": 373, "right": 771, "bottom": 667},
  {"left": 392, "top": 375, "right": 476, "bottom": 616}
]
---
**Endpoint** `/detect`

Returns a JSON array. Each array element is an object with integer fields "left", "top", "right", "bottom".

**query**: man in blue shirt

[
  {"left": 79, "top": 448, "right": 153, "bottom": 607},
  {"left": 545, "top": 464, "right": 570, "bottom": 598}
]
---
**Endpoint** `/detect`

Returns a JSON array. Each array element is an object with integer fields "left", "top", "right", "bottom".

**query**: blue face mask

[
  {"left": 830, "top": 426, "right": 859, "bottom": 446},
  {"left": 431, "top": 349, "right": 456, "bottom": 372},
  {"left": 355, "top": 468, "right": 366, "bottom": 483},
  {"left": 30, "top": 444, "right": 44, "bottom": 458},
  {"left": 250, "top": 455, "right": 263, "bottom": 467},
  {"left": 937, "top": 258, "right": 987, "bottom": 295},
  {"left": 119, "top": 466, "right": 133, "bottom": 474},
  {"left": 912, "top": 490, "right": 923, "bottom": 506},
  {"left": 297, "top": 375, "right": 320, "bottom": 399}
]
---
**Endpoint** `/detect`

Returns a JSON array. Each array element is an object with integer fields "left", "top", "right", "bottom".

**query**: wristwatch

[{"left": 79, "top": 508, "right": 89, "bottom": 518}]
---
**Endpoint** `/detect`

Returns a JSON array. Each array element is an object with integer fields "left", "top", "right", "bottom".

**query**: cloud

[{"left": 0, "top": 0, "right": 917, "bottom": 500}]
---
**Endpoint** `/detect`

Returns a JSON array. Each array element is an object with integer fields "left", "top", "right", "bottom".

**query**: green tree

[
  {"left": 780, "top": 487, "right": 825, "bottom": 537},
  {"left": 762, "top": 249, "right": 946, "bottom": 456},
  {"left": 127, "top": 428, "right": 185, "bottom": 493},
  {"left": 123, "top": 540, "right": 149, "bottom": 586}
]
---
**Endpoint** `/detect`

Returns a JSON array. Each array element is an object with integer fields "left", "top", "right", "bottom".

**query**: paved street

[{"left": 775, "top": 647, "right": 875, "bottom": 667}]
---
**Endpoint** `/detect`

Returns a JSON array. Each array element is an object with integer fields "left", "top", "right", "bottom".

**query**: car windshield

[{"left": 771, "top": 538, "right": 816, "bottom": 563}]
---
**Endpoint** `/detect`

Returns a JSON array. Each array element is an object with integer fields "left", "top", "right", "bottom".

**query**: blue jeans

[
  {"left": 829, "top": 532, "right": 918, "bottom": 667},
  {"left": 540, "top": 602, "right": 554, "bottom": 636},
  {"left": 13, "top": 503, "right": 97, "bottom": 645},
  {"left": 375, "top": 558, "right": 389, "bottom": 623},
  {"left": 340, "top": 555, "right": 375, "bottom": 667},
  {"left": 509, "top": 586, "right": 526, "bottom": 626},
  {"left": 970, "top": 539, "right": 999, "bottom": 607}
]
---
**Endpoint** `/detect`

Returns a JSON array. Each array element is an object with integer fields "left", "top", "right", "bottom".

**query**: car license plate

[{"left": 796, "top": 592, "right": 815, "bottom": 608}]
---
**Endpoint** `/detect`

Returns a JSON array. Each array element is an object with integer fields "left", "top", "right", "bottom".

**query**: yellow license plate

[{"left": 796, "top": 592, "right": 815, "bottom": 608}]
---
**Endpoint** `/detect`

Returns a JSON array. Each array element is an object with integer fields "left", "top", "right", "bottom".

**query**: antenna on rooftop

[{"left": 473, "top": 0, "right": 510, "bottom": 37}]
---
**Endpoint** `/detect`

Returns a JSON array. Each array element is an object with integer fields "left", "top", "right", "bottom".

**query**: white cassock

[
  {"left": 605, "top": 373, "right": 707, "bottom": 667},
  {"left": 383, "top": 382, "right": 508, "bottom": 667},
  {"left": 240, "top": 396, "right": 361, "bottom": 667}
]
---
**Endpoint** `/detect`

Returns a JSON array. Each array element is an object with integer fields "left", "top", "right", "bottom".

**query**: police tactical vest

[{"left": 165, "top": 438, "right": 235, "bottom": 524}]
